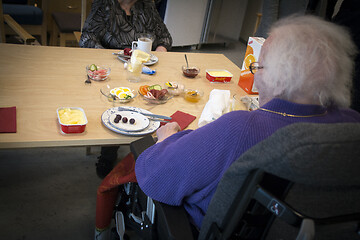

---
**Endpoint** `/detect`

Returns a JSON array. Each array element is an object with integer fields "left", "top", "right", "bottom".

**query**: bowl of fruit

[
  {"left": 86, "top": 64, "right": 111, "bottom": 81},
  {"left": 139, "top": 84, "right": 173, "bottom": 104}
]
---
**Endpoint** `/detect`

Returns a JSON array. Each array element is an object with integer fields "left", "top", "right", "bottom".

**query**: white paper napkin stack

[{"left": 198, "top": 89, "right": 230, "bottom": 127}]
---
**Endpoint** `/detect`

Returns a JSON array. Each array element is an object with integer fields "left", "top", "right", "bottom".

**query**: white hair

[{"left": 261, "top": 15, "right": 357, "bottom": 107}]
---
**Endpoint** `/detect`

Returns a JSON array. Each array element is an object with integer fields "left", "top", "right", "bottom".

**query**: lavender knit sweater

[{"left": 135, "top": 98, "right": 360, "bottom": 228}]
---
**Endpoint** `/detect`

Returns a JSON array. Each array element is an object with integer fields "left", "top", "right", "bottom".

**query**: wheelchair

[{"left": 111, "top": 123, "right": 360, "bottom": 240}]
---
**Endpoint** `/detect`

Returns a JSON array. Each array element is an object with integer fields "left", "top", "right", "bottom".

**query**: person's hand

[
  {"left": 156, "top": 122, "right": 181, "bottom": 143},
  {"left": 155, "top": 46, "right": 167, "bottom": 52}
]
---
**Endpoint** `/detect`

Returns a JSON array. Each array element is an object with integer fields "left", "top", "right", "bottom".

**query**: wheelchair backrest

[{"left": 200, "top": 122, "right": 360, "bottom": 240}]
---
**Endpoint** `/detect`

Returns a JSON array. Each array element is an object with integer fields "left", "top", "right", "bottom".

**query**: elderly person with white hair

[{"left": 134, "top": 15, "right": 360, "bottom": 231}]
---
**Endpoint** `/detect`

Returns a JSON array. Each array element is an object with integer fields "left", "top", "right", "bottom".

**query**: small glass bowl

[
  {"left": 142, "top": 95, "right": 173, "bottom": 104},
  {"left": 139, "top": 90, "right": 173, "bottom": 104},
  {"left": 86, "top": 64, "right": 111, "bottom": 81},
  {"left": 100, "top": 85, "right": 137, "bottom": 103},
  {"left": 184, "top": 89, "right": 204, "bottom": 103},
  {"left": 182, "top": 65, "right": 200, "bottom": 78},
  {"left": 163, "top": 81, "right": 185, "bottom": 96}
]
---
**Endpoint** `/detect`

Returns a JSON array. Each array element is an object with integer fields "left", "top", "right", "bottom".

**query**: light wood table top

[{"left": 0, "top": 43, "right": 248, "bottom": 149}]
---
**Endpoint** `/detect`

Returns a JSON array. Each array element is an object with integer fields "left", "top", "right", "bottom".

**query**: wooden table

[{"left": 0, "top": 44, "right": 247, "bottom": 149}]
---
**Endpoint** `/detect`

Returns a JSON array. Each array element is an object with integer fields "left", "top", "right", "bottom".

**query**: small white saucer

[{"left": 144, "top": 54, "right": 158, "bottom": 66}]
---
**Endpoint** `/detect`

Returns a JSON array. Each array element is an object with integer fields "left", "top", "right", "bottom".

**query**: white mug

[{"left": 132, "top": 37, "right": 152, "bottom": 54}]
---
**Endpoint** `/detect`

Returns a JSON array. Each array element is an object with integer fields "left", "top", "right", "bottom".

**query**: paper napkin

[
  {"left": 160, "top": 110, "right": 196, "bottom": 130},
  {"left": 198, "top": 89, "right": 230, "bottom": 127},
  {"left": 0, "top": 106, "right": 17, "bottom": 133}
]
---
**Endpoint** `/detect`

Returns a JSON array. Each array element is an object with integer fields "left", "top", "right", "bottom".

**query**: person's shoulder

[
  {"left": 141, "top": 0, "right": 157, "bottom": 9},
  {"left": 221, "top": 109, "right": 260, "bottom": 121},
  {"left": 212, "top": 110, "right": 258, "bottom": 130},
  {"left": 142, "top": 0, "right": 155, "bottom": 3},
  {"left": 91, "top": 0, "right": 111, "bottom": 11},
  {"left": 138, "top": 0, "right": 156, "bottom": 6},
  {"left": 343, "top": 108, "right": 360, "bottom": 121},
  {"left": 330, "top": 107, "right": 360, "bottom": 122}
]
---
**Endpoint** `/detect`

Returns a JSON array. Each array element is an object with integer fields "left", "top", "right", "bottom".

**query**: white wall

[{"left": 164, "top": 0, "right": 208, "bottom": 46}]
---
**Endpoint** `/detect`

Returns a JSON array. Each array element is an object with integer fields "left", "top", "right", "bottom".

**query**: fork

[{"left": 84, "top": 75, "right": 91, "bottom": 84}]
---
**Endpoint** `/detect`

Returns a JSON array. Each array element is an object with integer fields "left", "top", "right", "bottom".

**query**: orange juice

[
  {"left": 238, "top": 37, "right": 265, "bottom": 94},
  {"left": 184, "top": 90, "right": 202, "bottom": 102}
]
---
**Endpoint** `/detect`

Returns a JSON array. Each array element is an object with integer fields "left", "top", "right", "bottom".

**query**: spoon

[{"left": 185, "top": 54, "right": 189, "bottom": 69}]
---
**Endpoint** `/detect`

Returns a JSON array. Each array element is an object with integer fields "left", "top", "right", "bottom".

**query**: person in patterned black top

[
  {"left": 81, "top": 0, "right": 172, "bottom": 180},
  {"left": 79, "top": 0, "right": 172, "bottom": 51}
]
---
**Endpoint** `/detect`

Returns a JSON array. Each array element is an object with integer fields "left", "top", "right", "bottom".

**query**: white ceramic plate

[
  {"left": 116, "top": 53, "right": 158, "bottom": 66},
  {"left": 101, "top": 107, "right": 160, "bottom": 136},
  {"left": 109, "top": 111, "right": 149, "bottom": 132},
  {"left": 144, "top": 54, "right": 158, "bottom": 66}
]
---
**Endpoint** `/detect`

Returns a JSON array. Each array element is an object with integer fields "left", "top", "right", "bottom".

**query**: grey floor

[{"left": 0, "top": 39, "right": 246, "bottom": 240}]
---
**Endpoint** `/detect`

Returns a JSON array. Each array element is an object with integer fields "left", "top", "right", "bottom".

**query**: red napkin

[
  {"left": 0, "top": 107, "right": 17, "bottom": 133},
  {"left": 160, "top": 110, "right": 196, "bottom": 130}
]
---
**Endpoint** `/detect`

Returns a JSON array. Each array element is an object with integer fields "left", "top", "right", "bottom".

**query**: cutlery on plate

[
  {"left": 117, "top": 107, "right": 172, "bottom": 120},
  {"left": 148, "top": 118, "right": 170, "bottom": 123},
  {"left": 112, "top": 52, "right": 131, "bottom": 58},
  {"left": 117, "top": 56, "right": 128, "bottom": 63}
]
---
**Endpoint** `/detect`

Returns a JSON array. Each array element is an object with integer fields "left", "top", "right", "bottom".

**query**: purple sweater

[{"left": 135, "top": 98, "right": 360, "bottom": 228}]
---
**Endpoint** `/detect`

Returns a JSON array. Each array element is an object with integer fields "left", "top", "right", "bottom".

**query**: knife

[{"left": 117, "top": 107, "right": 172, "bottom": 120}]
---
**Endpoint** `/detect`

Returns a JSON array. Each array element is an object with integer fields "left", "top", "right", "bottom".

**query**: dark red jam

[{"left": 183, "top": 68, "right": 199, "bottom": 78}]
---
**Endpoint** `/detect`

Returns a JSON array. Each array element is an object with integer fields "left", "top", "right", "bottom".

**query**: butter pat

[
  {"left": 131, "top": 49, "right": 151, "bottom": 63},
  {"left": 58, "top": 108, "right": 86, "bottom": 125},
  {"left": 206, "top": 69, "right": 233, "bottom": 83},
  {"left": 128, "top": 50, "right": 150, "bottom": 73},
  {"left": 207, "top": 71, "right": 233, "bottom": 77}
]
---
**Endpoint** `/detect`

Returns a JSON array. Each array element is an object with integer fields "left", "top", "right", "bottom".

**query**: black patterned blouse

[{"left": 79, "top": 0, "right": 172, "bottom": 50}]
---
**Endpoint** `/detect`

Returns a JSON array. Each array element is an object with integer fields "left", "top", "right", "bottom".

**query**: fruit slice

[
  {"left": 89, "top": 64, "right": 97, "bottom": 71},
  {"left": 148, "top": 84, "right": 162, "bottom": 91},
  {"left": 139, "top": 85, "right": 150, "bottom": 96},
  {"left": 244, "top": 54, "right": 256, "bottom": 70},
  {"left": 244, "top": 45, "right": 254, "bottom": 57},
  {"left": 165, "top": 81, "right": 178, "bottom": 89}
]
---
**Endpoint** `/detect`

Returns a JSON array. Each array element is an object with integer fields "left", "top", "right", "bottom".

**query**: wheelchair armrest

[
  {"left": 154, "top": 200, "right": 195, "bottom": 240},
  {"left": 130, "top": 135, "right": 156, "bottom": 160},
  {"left": 130, "top": 136, "right": 195, "bottom": 239}
]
